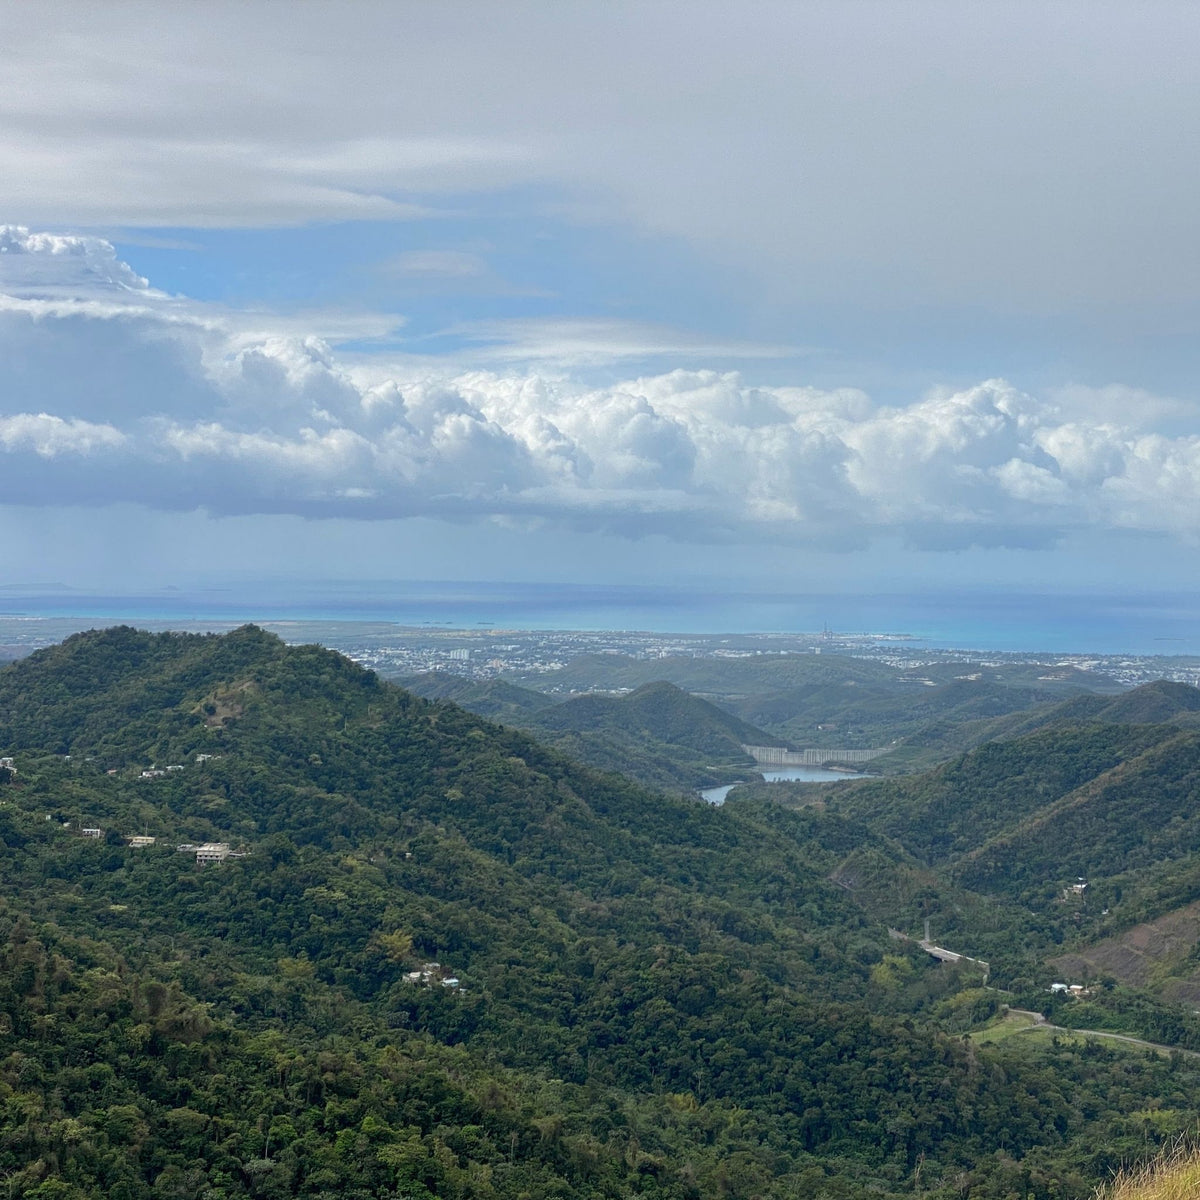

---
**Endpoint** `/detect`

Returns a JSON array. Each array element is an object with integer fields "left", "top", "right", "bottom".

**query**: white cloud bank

[{"left": 0, "top": 226, "right": 1197, "bottom": 550}]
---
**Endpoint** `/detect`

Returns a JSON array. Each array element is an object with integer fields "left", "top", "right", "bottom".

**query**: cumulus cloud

[
  {"left": 0, "top": 225, "right": 148, "bottom": 295},
  {"left": 0, "top": 412, "right": 125, "bottom": 456},
  {"left": 1, "top": 226, "right": 1198, "bottom": 549}
]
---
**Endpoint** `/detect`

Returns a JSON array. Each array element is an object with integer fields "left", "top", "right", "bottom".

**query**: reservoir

[{"left": 700, "top": 765, "right": 869, "bottom": 805}]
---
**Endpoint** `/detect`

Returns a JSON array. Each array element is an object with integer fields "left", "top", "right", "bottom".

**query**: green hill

[
  {"left": 823, "top": 688, "right": 1200, "bottom": 1008},
  {"left": 398, "top": 670, "right": 556, "bottom": 722},
  {"left": 831, "top": 721, "right": 1176, "bottom": 867},
  {"left": 502, "top": 650, "right": 1117, "bottom": 774},
  {"left": 401, "top": 675, "right": 780, "bottom": 792},
  {"left": 523, "top": 680, "right": 781, "bottom": 785},
  {"left": 725, "top": 675, "right": 1086, "bottom": 753},
  {"left": 0, "top": 628, "right": 1195, "bottom": 1199},
  {"left": 529, "top": 680, "right": 775, "bottom": 748},
  {"left": 931, "top": 678, "right": 1200, "bottom": 757},
  {"left": 506, "top": 649, "right": 896, "bottom": 697},
  {"left": 828, "top": 682, "right": 1200, "bottom": 873},
  {"left": 953, "top": 728, "right": 1200, "bottom": 903},
  {"left": 1045, "top": 679, "right": 1200, "bottom": 727}
]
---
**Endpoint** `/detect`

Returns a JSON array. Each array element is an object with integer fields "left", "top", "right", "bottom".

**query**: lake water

[{"left": 700, "top": 765, "right": 867, "bottom": 805}]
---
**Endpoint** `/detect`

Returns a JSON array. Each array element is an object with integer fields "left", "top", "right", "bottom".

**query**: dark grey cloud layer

[{"left": 2, "top": 2, "right": 1200, "bottom": 330}]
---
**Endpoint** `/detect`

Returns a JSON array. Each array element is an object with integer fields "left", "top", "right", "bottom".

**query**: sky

[{"left": 2, "top": 1, "right": 1200, "bottom": 616}]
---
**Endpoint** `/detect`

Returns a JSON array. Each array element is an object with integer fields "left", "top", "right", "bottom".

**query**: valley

[{"left": 1, "top": 626, "right": 1200, "bottom": 1198}]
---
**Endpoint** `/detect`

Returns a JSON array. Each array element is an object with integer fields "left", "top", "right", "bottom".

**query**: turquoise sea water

[{"left": 0, "top": 583, "right": 1197, "bottom": 656}]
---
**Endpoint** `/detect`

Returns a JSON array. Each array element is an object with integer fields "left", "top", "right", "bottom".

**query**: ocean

[{"left": 0, "top": 583, "right": 1197, "bottom": 657}]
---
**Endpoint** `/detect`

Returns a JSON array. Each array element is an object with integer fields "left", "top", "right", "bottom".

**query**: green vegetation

[
  {"left": 397, "top": 672, "right": 557, "bottom": 724},
  {"left": 0, "top": 628, "right": 1198, "bottom": 1198},
  {"left": 824, "top": 699, "right": 1200, "bottom": 947},
  {"left": 502, "top": 649, "right": 899, "bottom": 697},
  {"left": 402, "top": 675, "right": 779, "bottom": 791},
  {"left": 831, "top": 724, "right": 1176, "bottom": 867},
  {"left": 493, "top": 650, "right": 1117, "bottom": 770}
]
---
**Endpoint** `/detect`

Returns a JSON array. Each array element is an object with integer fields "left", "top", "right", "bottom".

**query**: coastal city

[{"left": 0, "top": 615, "right": 1196, "bottom": 692}]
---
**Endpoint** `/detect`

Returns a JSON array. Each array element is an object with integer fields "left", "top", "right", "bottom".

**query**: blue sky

[
  {"left": 2, "top": 1, "right": 1200, "bottom": 613},
  {"left": 105, "top": 204, "right": 765, "bottom": 374}
]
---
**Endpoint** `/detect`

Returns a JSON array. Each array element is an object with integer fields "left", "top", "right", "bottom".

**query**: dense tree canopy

[{"left": 0, "top": 628, "right": 1198, "bottom": 1198}]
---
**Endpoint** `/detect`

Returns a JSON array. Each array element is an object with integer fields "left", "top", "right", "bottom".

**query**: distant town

[
  {"left": 328, "top": 627, "right": 1200, "bottom": 692},
  {"left": 0, "top": 615, "right": 1197, "bottom": 692}
]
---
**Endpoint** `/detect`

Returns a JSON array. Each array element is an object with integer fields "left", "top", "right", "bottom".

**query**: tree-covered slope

[
  {"left": 398, "top": 671, "right": 556, "bottom": 722},
  {"left": 933, "top": 680, "right": 1200, "bottom": 755},
  {"left": 506, "top": 650, "right": 897, "bottom": 697},
  {"left": 401, "top": 674, "right": 779, "bottom": 791},
  {"left": 829, "top": 721, "right": 1175, "bottom": 865},
  {"left": 528, "top": 680, "right": 775, "bottom": 748},
  {"left": 1042, "top": 681, "right": 1200, "bottom": 727},
  {"left": 0, "top": 628, "right": 1196, "bottom": 1200},
  {"left": 860, "top": 680, "right": 1200, "bottom": 778},
  {"left": 501, "top": 650, "right": 1116, "bottom": 774},
  {"left": 954, "top": 729, "right": 1200, "bottom": 902},
  {"left": 823, "top": 696, "right": 1200, "bottom": 1006},
  {"left": 521, "top": 680, "right": 780, "bottom": 785},
  {"left": 725, "top": 675, "right": 1083, "bottom": 756}
]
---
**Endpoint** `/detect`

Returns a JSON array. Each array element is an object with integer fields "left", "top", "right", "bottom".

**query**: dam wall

[{"left": 743, "top": 744, "right": 887, "bottom": 766}]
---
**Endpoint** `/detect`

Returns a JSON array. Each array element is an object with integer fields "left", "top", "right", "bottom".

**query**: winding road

[{"left": 1006, "top": 1009, "right": 1200, "bottom": 1058}]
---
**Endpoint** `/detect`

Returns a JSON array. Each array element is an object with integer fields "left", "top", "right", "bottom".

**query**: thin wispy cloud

[
  {"left": 382, "top": 251, "right": 489, "bottom": 280},
  {"left": 444, "top": 318, "right": 805, "bottom": 366}
]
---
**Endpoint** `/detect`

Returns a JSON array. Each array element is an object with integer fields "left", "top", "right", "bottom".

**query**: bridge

[
  {"left": 743, "top": 744, "right": 887, "bottom": 767},
  {"left": 891, "top": 921, "right": 990, "bottom": 981}
]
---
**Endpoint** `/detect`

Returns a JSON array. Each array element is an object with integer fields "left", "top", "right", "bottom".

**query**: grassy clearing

[
  {"left": 970, "top": 1009, "right": 1187, "bottom": 1061},
  {"left": 969, "top": 1008, "right": 1044, "bottom": 1044}
]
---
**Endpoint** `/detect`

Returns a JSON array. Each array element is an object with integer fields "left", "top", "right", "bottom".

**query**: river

[{"left": 700, "top": 765, "right": 870, "bottom": 805}]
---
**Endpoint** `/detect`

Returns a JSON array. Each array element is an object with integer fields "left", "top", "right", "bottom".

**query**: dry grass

[{"left": 1095, "top": 1142, "right": 1200, "bottom": 1200}]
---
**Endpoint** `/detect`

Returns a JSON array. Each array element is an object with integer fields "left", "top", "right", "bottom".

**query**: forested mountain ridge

[
  {"left": 928, "top": 679, "right": 1200, "bottom": 755},
  {"left": 830, "top": 721, "right": 1181, "bottom": 867},
  {"left": 825, "top": 687, "right": 1200, "bottom": 927},
  {"left": 401, "top": 651, "right": 1122, "bottom": 784},
  {"left": 524, "top": 679, "right": 777, "bottom": 749},
  {"left": 400, "top": 673, "right": 781, "bottom": 791},
  {"left": 954, "top": 727, "right": 1200, "bottom": 896},
  {"left": 820, "top": 690, "right": 1200, "bottom": 1011},
  {"left": 469, "top": 648, "right": 1121, "bottom": 774},
  {"left": 503, "top": 650, "right": 898, "bottom": 695},
  {"left": 1042, "top": 680, "right": 1200, "bottom": 727},
  {"left": 0, "top": 627, "right": 1196, "bottom": 1200},
  {"left": 398, "top": 671, "right": 557, "bottom": 722}
]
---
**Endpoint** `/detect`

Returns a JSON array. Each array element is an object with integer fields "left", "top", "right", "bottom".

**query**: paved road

[{"left": 1007, "top": 1009, "right": 1200, "bottom": 1058}]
